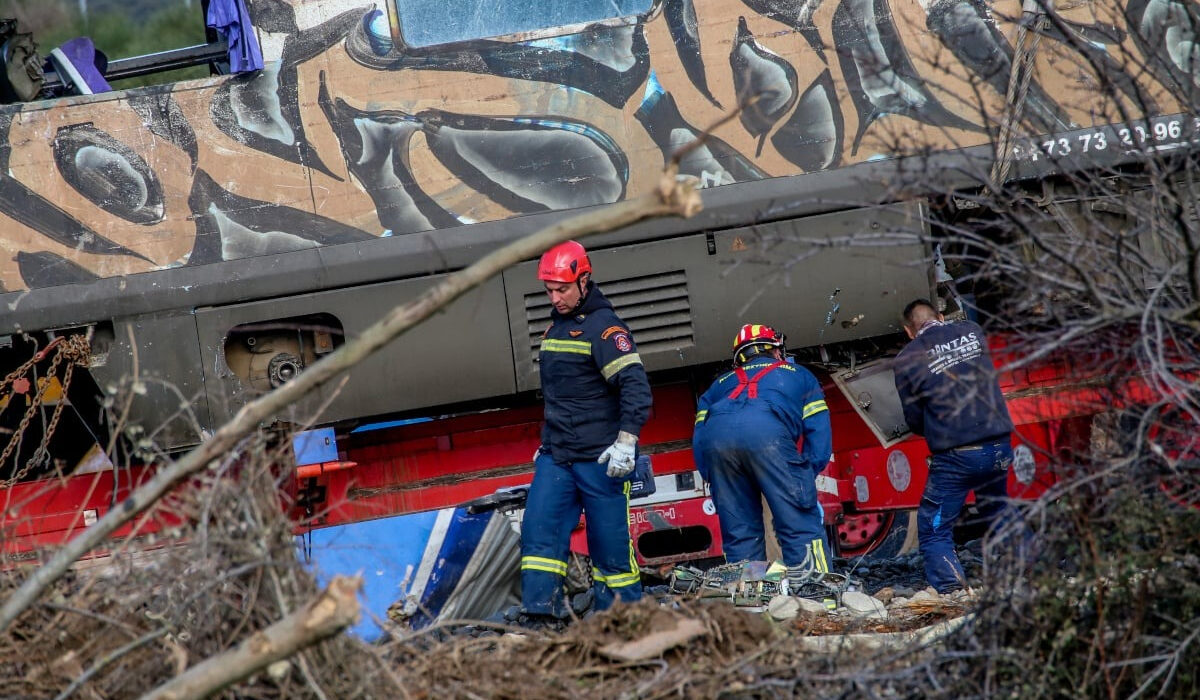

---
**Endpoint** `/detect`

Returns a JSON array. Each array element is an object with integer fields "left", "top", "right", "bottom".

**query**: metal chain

[
  {"left": 0, "top": 337, "right": 62, "bottom": 394},
  {"left": 36, "top": 357, "right": 81, "bottom": 469},
  {"left": 0, "top": 349, "right": 66, "bottom": 481},
  {"left": 0, "top": 335, "right": 91, "bottom": 487}
]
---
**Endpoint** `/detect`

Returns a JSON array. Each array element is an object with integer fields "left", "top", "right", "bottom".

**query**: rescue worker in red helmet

[
  {"left": 520, "top": 240, "right": 652, "bottom": 626},
  {"left": 692, "top": 324, "right": 834, "bottom": 575}
]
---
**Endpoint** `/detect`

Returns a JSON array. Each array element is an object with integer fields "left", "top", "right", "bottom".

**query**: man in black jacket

[
  {"left": 893, "top": 299, "right": 1014, "bottom": 593},
  {"left": 520, "top": 241, "right": 652, "bottom": 624}
]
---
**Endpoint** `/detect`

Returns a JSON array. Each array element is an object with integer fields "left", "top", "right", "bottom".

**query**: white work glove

[
  {"left": 532, "top": 445, "right": 543, "bottom": 462},
  {"left": 598, "top": 430, "right": 638, "bottom": 478}
]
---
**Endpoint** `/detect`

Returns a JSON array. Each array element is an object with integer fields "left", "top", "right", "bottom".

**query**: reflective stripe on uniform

[
  {"left": 622, "top": 480, "right": 639, "bottom": 586},
  {"left": 601, "top": 353, "right": 642, "bottom": 379},
  {"left": 521, "top": 555, "right": 568, "bottom": 576},
  {"left": 591, "top": 480, "right": 641, "bottom": 589},
  {"left": 694, "top": 409, "right": 708, "bottom": 424},
  {"left": 594, "top": 569, "right": 642, "bottom": 588},
  {"left": 802, "top": 399, "right": 828, "bottom": 419},
  {"left": 540, "top": 339, "right": 592, "bottom": 355},
  {"left": 811, "top": 539, "right": 829, "bottom": 573},
  {"left": 607, "top": 571, "right": 642, "bottom": 588}
]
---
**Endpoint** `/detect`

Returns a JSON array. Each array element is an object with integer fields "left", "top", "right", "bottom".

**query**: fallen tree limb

[
  {"left": 0, "top": 171, "right": 702, "bottom": 634},
  {"left": 140, "top": 575, "right": 362, "bottom": 700}
]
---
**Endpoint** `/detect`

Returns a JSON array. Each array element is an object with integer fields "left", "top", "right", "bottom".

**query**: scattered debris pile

[
  {"left": 383, "top": 589, "right": 975, "bottom": 699},
  {"left": 377, "top": 548, "right": 980, "bottom": 698},
  {"left": 4, "top": 445, "right": 1190, "bottom": 700}
]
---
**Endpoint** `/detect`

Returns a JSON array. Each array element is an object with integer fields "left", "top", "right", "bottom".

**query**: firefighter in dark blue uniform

[
  {"left": 520, "top": 241, "right": 652, "bottom": 624},
  {"left": 893, "top": 298, "right": 1015, "bottom": 593},
  {"left": 692, "top": 324, "right": 834, "bottom": 572}
]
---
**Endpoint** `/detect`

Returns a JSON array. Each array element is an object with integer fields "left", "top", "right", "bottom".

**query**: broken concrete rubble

[
  {"left": 796, "top": 597, "right": 831, "bottom": 616},
  {"left": 767, "top": 595, "right": 800, "bottom": 621},
  {"left": 842, "top": 590, "right": 888, "bottom": 619},
  {"left": 663, "top": 557, "right": 975, "bottom": 638}
]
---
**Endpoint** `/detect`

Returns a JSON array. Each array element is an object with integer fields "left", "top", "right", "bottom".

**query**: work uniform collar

[
  {"left": 736, "top": 352, "right": 783, "bottom": 369},
  {"left": 550, "top": 282, "right": 612, "bottom": 322},
  {"left": 916, "top": 319, "right": 944, "bottom": 336}
]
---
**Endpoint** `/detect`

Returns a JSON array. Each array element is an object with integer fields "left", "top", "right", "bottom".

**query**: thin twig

[
  {"left": 39, "top": 602, "right": 141, "bottom": 639},
  {"left": 54, "top": 627, "right": 168, "bottom": 700},
  {"left": 140, "top": 576, "right": 361, "bottom": 700}
]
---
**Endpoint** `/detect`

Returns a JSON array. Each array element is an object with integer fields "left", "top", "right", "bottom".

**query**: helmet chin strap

[
  {"left": 735, "top": 343, "right": 784, "bottom": 366},
  {"left": 570, "top": 275, "right": 591, "bottom": 314}
]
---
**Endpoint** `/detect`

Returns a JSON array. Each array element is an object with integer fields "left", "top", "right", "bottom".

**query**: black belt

[{"left": 945, "top": 436, "right": 1010, "bottom": 453}]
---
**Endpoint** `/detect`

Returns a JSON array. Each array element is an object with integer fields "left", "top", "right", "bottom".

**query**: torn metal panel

[{"left": 830, "top": 358, "right": 912, "bottom": 448}]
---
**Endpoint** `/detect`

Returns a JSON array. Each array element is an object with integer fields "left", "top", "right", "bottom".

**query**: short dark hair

[{"left": 902, "top": 298, "right": 938, "bottom": 327}]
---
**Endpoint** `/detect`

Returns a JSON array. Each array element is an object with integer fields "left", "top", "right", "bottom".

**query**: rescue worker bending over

[
  {"left": 893, "top": 298, "right": 1015, "bottom": 594},
  {"left": 692, "top": 324, "right": 834, "bottom": 574},
  {"left": 520, "top": 241, "right": 652, "bottom": 625}
]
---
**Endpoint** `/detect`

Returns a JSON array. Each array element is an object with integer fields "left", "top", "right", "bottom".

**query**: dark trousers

[
  {"left": 919, "top": 438, "right": 1014, "bottom": 593},
  {"left": 696, "top": 417, "right": 830, "bottom": 569},
  {"left": 520, "top": 453, "right": 642, "bottom": 617}
]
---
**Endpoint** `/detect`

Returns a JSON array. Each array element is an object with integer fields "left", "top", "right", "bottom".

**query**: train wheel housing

[{"left": 834, "top": 510, "right": 918, "bottom": 560}]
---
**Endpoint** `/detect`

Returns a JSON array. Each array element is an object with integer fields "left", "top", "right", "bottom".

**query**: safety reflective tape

[
  {"left": 592, "top": 569, "right": 640, "bottom": 587},
  {"left": 694, "top": 409, "right": 708, "bottom": 424},
  {"left": 521, "top": 556, "right": 568, "bottom": 575},
  {"left": 601, "top": 353, "right": 643, "bottom": 379},
  {"left": 541, "top": 339, "right": 592, "bottom": 355},
  {"left": 522, "top": 563, "right": 567, "bottom": 575},
  {"left": 627, "top": 483, "right": 639, "bottom": 579},
  {"left": 605, "top": 573, "right": 642, "bottom": 588},
  {"left": 811, "top": 539, "right": 829, "bottom": 573},
  {"left": 624, "top": 481, "right": 640, "bottom": 586},
  {"left": 802, "top": 399, "right": 828, "bottom": 419}
]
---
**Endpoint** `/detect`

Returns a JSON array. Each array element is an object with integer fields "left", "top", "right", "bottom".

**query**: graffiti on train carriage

[{"left": 0, "top": 0, "right": 1183, "bottom": 292}]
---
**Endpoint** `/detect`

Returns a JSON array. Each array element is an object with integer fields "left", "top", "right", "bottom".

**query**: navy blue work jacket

[
  {"left": 539, "top": 284, "right": 652, "bottom": 462},
  {"left": 892, "top": 320, "right": 1013, "bottom": 452},
  {"left": 692, "top": 356, "right": 832, "bottom": 480}
]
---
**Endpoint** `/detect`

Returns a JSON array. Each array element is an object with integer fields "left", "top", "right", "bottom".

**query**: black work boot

[{"left": 515, "top": 612, "right": 567, "bottom": 632}]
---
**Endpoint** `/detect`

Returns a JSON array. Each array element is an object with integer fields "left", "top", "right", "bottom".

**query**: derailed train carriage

[{"left": 0, "top": 0, "right": 1192, "bottom": 563}]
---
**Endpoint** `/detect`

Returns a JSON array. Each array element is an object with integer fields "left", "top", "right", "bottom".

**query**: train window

[{"left": 393, "top": 0, "right": 653, "bottom": 48}]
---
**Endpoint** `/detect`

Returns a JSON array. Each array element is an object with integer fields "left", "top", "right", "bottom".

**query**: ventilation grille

[{"left": 525, "top": 270, "right": 695, "bottom": 359}]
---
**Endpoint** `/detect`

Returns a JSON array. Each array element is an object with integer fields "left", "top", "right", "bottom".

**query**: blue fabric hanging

[
  {"left": 206, "top": 0, "right": 263, "bottom": 73},
  {"left": 48, "top": 37, "right": 111, "bottom": 95}
]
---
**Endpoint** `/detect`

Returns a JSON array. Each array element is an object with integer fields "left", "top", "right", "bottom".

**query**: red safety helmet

[
  {"left": 537, "top": 241, "right": 592, "bottom": 283},
  {"left": 732, "top": 323, "right": 786, "bottom": 364}
]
